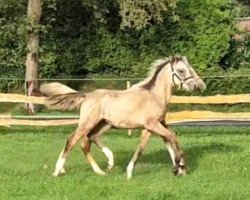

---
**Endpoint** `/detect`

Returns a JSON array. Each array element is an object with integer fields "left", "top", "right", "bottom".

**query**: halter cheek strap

[{"left": 171, "top": 63, "right": 194, "bottom": 89}]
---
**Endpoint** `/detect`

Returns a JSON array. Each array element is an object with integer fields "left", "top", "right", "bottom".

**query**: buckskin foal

[{"left": 45, "top": 55, "right": 205, "bottom": 179}]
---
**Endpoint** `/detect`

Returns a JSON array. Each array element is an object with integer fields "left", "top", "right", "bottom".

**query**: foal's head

[{"left": 170, "top": 56, "right": 206, "bottom": 91}]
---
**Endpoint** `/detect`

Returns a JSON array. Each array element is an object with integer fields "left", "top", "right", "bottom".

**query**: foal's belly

[
  {"left": 103, "top": 108, "right": 145, "bottom": 129},
  {"left": 105, "top": 118, "right": 143, "bottom": 129}
]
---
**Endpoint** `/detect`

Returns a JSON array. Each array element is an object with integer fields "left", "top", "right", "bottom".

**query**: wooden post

[
  {"left": 126, "top": 81, "right": 132, "bottom": 136},
  {"left": 26, "top": 81, "right": 35, "bottom": 114},
  {"left": 25, "top": 0, "right": 42, "bottom": 115}
]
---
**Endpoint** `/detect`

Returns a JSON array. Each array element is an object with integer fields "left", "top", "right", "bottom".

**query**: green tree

[
  {"left": 0, "top": 0, "right": 248, "bottom": 95},
  {"left": 118, "top": 0, "right": 176, "bottom": 29}
]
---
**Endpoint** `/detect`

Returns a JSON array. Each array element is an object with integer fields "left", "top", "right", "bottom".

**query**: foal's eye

[{"left": 178, "top": 70, "right": 185, "bottom": 74}]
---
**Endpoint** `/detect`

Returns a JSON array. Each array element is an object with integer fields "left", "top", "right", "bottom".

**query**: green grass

[{"left": 0, "top": 126, "right": 250, "bottom": 200}]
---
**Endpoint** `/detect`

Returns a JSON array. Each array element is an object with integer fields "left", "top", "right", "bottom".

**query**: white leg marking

[
  {"left": 52, "top": 158, "right": 65, "bottom": 177},
  {"left": 178, "top": 158, "right": 186, "bottom": 175},
  {"left": 178, "top": 168, "right": 185, "bottom": 175},
  {"left": 179, "top": 159, "right": 185, "bottom": 166},
  {"left": 102, "top": 147, "right": 114, "bottom": 170},
  {"left": 52, "top": 150, "right": 65, "bottom": 177},
  {"left": 126, "top": 161, "right": 134, "bottom": 180},
  {"left": 166, "top": 143, "right": 175, "bottom": 165}
]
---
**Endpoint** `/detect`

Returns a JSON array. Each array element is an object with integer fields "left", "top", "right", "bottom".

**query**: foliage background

[{"left": 0, "top": 0, "right": 249, "bottom": 93}]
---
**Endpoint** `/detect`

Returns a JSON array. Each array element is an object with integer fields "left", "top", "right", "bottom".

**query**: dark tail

[{"left": 46, "top": 92, "right": 86, "bottom": 110}]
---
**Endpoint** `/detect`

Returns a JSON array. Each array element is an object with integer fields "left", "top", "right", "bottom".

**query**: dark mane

[{"left": 141, "top": 56, "right": 183, "bottom": 90}]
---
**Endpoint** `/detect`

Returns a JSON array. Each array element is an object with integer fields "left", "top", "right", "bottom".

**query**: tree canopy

[{"left": 0, "top": 0, "right": 249, "bottom": 92}]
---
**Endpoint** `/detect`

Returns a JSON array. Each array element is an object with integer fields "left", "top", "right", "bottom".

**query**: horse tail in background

[
  {"left": 40, "top": 82, "right": 85, "bottom": 110},
  {"left": 40, "top": 82, "right": 77, "bottom": 95},
  {"left": 46, "top": 92, "right": 86, "bottom": 111}
]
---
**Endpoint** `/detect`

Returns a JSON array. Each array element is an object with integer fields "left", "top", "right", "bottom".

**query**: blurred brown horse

[{"left": 42, "top": 56, "right": 206, "bottom": 179}]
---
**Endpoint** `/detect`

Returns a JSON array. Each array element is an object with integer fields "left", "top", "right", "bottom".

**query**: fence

[
  {"left": 0, "top": 93, "right": 250, "bottom": 127},
  {"left": 0, "top": 76, "right": 250, "bottom": 127},
  {"left": 1, "top": 75, "right": 250, "bottom": 95}
]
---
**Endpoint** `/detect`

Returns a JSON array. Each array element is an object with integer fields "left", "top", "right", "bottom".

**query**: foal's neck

[{"left": 150, "top": 67, "right": 172, "bottom": 106}]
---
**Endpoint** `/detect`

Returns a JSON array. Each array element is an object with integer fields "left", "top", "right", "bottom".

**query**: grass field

[{"left": 0, "top": 126, "right": 249, "bottom": 200}]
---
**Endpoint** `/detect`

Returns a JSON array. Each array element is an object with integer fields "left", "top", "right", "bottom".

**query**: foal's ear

[
  {"left": 170, "top": 56, "right": 179, "bottom": 65},
  {"left": 182, "top": 56, "right": 188, "bottom": 63}
]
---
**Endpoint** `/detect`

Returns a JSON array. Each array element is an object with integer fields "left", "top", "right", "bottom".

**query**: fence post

[
  {"left": 25, "top": 80, "right": 35, "bottom": 115},
  {"left": 126, "top": 80, "right": 132, "bottom": 136}
]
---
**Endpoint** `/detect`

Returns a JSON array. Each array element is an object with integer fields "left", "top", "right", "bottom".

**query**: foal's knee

[{"left": 162, "top": 133, "right": 177, "bottom": 144}]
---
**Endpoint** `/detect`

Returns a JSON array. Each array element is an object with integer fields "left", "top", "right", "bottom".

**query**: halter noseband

[{"left": 170, "top": 62, "right": 196, "bottom": 89}]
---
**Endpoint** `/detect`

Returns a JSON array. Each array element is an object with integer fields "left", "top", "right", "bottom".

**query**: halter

[{"left": 170, "top": 62, "right": 198, "bottom": 89}]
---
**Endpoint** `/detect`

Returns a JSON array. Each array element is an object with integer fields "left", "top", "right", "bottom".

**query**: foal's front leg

[
  {"left": 145, "top": 121, "right": 186, "bottom": 176},
  {"left": 126, "top": 126, "right": 185, "bottom": 179},
  {"left": 161, "top": 131, "right": 186, "bottom": 175},
  {"left": 126, "top": 129, "right": 151, "bottom": 180}
]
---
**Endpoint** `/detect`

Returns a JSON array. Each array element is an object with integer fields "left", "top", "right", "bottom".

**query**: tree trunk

[{"left": 25, "top": 0, "right": 42, "bottom": 114}]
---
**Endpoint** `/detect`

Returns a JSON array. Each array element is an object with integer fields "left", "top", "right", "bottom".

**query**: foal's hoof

[
  {"left": 127, "top": 171, "right": 133, "bottom": 180},
  {"left": 52, "top": 170, "right": 65, "bottom": 177},
  {"left": 52, "top": 172, "right": 59, "bottom": 177},
  {"left": 107, "top": 165, "right": 113, "bottom": 172},
  {"left": 172, "top": 166, "right": 179, "bottom": 176},
  {"left": 94, "top": 170, "right": 106, "bottom": 176},
  {"left": 126, "top": 169, "right": 133, "bottom": 180},
  {"left": 172, "top": 168, "right": 187, "bottom": 176},
  {"left": 172, "top": 165, "right": 187, "bottom": 176},
  {"left": 60, "top": 168, "right": 66, "bottom": 174},
  {"left": 99, "top": 172, "right": 106, "bottom": 176},
  {"left": 178, "top": 169, "right": 187, "bottom": 176}
]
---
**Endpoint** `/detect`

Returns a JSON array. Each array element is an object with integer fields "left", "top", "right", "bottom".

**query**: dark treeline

[{"left": 0, "top": 0, "right": 249, "bottom": 93}]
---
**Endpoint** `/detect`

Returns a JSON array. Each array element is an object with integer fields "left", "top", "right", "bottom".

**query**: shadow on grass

[{"left": 114, "top": 142, "right": 242, "bottom": 174}]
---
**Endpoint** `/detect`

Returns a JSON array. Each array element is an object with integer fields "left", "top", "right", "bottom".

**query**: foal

[{"left": 45, "top": 56, "right": 205, "bottom": 179}]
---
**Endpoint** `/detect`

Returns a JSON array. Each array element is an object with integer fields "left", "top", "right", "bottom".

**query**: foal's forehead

[
  {"left": 172, "top": 56, "right": 189, "bottom": 67},
  {"left": 170, "top": 56, "right": 188, "bottom": 65},
  {"left": 173, "top": 56, "right": 197, "bottom": 75}
]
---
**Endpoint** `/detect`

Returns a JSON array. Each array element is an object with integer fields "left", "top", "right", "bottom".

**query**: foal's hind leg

[
  {"left": 81, "top": 122, "right": 113, "bottom": 173},
  {"left": 80, "top": 137, "right": 106, "bottom": 176},
  {"left": 52, "top": 112, "right": 101, "bottom": 177},
  {"left": 93, "top": 137, "right": 114, "bottom": 171},
  {"left": 52, "top": 127, "right": 84, "bottom": 177},
  {"left": 91, "top": 124, "right": 114, "bottom": 171},
  {"left": 127, "top": 129, "right": 151, "bottom": 180},
  {"left": 57, "top": 132, "right": 74, "bottom": 175}
]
